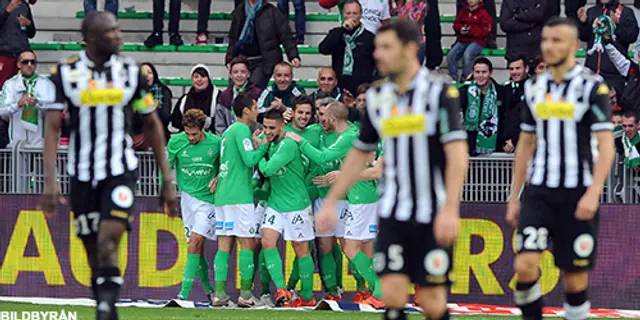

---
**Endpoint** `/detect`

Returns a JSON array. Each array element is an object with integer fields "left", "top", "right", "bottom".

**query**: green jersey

[
  {"left": 215, "top": 122, "right": 268, "bottom": 205},
  {"left": 167, "top": 132, "right": 221, "bottom": 204},
  {"left": 347, "top": 142, "right": 383, "bottom": 205},
  {"left": 258, "top": 137, "right": 311, "bottom": 212},
  {"left": 285, "top": 123, "right": 322, "bottom": 199}
]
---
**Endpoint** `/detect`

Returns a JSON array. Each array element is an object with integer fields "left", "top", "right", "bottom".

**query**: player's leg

[
  {"left": 95, "top": 176, "right": 136, "bottom": 320},
  {"left": 416, "top": 286, "right": 449, "bottom": 320},
  {"left": 333, "top": 201, "right": 350, "bottom": 294},
  {"left": 260, "top": 207, "right": 291, "bottom": 306},
  {"left": 314, "top": 199, "right": 340, "bottom": 298},
  {"left": 196, "top": 245, "right": 215, "bottom": 302},
  {"left": 344, "top": 203, "right": 378, "bottom": 301},
  {"left": 235, "top": 204, "right": 262, "bottom": 305},
  {"left": 212, "top": 206, "right": 235, "bottom": 305},
  {"left": 254, "top": 204, "right": 273, "bottom": 302},
  {"left": 283, "top": 207, "right": 316, "bottom": 307},
  {"left": 177, "top": 193, "right": 208, "bottom": 300}
]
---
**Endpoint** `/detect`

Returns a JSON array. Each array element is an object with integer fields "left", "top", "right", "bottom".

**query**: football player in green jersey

[
  {"left": 167, "top": 109, "right": 221, "bottom": 303},
  {"left": 212, "top": 93, "right": 269, "bottom": 307}
]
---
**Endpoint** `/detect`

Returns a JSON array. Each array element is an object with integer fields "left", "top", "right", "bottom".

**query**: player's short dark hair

[
  {"left": 534, "top": 55, "right": 544, "bottom": 66},
  {"left": 233, "top": 93, "right": 254, "bottom": 118},
  {"left": 274, "top": 61, "right": 293, "bottom": 74},
  {"left": 183, "top": 109, "right": 207, "bottom": 129},
  {"left": 343, "top": 0, "right": 362, "bottom": 12},
  {"left": 293, "top": 95, "right": 314, "bottom": 110},
  {"left": 356, "top": 83, "right": 370, "bottom": 96},
  {"left": 264, "top": 109, "right": 284, "bottom": 123},
  {"left": 473, "top": 57, "right": 493, "bottom": 72},
  {"left": 613, "top": 110, "right": 624, "bottom": 117},
  {"left": 317, "top": 97, "right": 336, "bottom": 109},
  {"left": 315, "top": 91, "right": 333, "bottom": 101},
  {"left": 623, "top": 110, "right": 638, "bottom": 121},
  {"left": 507, "top": 55, "right": 527, "bottom": 66},
  {"left": 377, "top": 20, "right": 421, "bottom": 46},
  {"left": 229, "top": 56, "right": 250, "bottom": 70},
  {"left": 544, "top": 16, "right": 579, "bottom": 30}
]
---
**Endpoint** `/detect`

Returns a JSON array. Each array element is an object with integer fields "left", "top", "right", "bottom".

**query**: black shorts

[
  {"left": 70, "top": 172, "right": 137, "bottom": 238},
  {"left": 518, "top": 185, "right": 600, "bottom": 272},
  {"left": 375, "top": 218, "right": 453, "bottom": 286}
]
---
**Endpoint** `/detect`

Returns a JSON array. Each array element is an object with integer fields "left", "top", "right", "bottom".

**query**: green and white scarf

[
  {"left": 623, "top": 131, "right": 640, "bottom": 168},
  {"left": 21, "top": 72, "right": 40, "bottom": 133},
  {"left": 463, "top": 81, "right": 498, "bottom": 154},
  {"left": 343, "top": 24, "right": 364, "bottom": 76}
]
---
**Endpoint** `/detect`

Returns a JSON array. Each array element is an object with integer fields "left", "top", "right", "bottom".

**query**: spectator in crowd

[
  {"left": 0, "top": 49, "right": 52, "bottom": 146},
  {"left": 355, "top": 83, "right": 369, "bottom": 113},
  {"left": 620, "top": 111, "right": 640, "bottom": 169},
  {"left": 225, "top": 0, "right": 301, "bottom": 90},
  {"left": 565, "top": 0, "right": 586, "bottom": 24},
  {"left": 256, "top": 62, "right": 305, "bottom": 123},
  {"left": 604, "top": 39, "right": 640, "bottom": 115},
  {"left": 196, "top": 0, "right": 213, "bottom": 45},
  {"left": 447, "top": 0, "right": 492, "bottom": 82},
  {"left": 502, "top": 56, "right": 529, "bottom": 151},
  {"left": 360, "top": 0, "right": 391, "bottom": 34},
  {"left": 457, "top": 0, "right": 496, "bottom": 49},
  {"left": 578, "top": 0, "right": 639, "bottom": 95},
  {"left": 169, "top": 64, "right": 221, "bottom": 134},
  {"left": 423, "top": 0, "right": 443, "bottom": 69},
  {"left": 633, "top": 1, "right": 640, "bottom": 63},
  {"left": 397, "top": 0, "right": 427, "bottom": 64},
  {"left": 277, "top": 0, "right": 306, "bottom": 44},
  {"left": 143, "top": 0, "right": 183, "bottom": 47},
  {"left": 459, "top": 57, "right": 506, "bottom": 156},
  {"left": 84, "top": 0, "right": 117, "bottom": 16},
  {"left": 215, "top": 56, "right": 262, "bottom": 135},
  {"left": 311, "top": 67, "right": 343, "bottom": 102},
  {"left": 0, "top": 0, "right": 36, "bottom": 89},
  {"left": 319, "top": 0, "right": 376, "bottom": 97},
  {"left": 0, "top": 117, "right": 7, "bottom": 148},
  {"left": 499, "top": 0, "right": 553, "bottom": 65},
  {"left": 141, "top": 62, "right": 173, "bottom": 141},
  {"left": 533, "top": 55, "right": 546, "bottom": 75}
]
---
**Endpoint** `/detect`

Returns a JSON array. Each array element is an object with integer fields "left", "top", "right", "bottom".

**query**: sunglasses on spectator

[{"left": 20, "top": 59, "right": 37, "bottom": 65}]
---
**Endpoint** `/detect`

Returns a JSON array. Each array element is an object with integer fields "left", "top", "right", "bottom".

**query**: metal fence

[{"left": 2, "top": 141, "right": 639, "bottom": 203}]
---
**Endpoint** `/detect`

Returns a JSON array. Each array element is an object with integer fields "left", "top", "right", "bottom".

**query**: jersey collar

[{"left": 79, "top": 50, "right": 117, "bottom": 69}]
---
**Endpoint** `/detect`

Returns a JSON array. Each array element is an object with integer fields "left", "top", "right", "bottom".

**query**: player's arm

[
  {"left": 508, "top": 85, "right": 537, "bottom": 202},
  {"left": 0, "top": 79, "right": 19, "bottom": 116},
  {"left": 299, "top": 133, "right": 352, "bottom": 164},
  {"left": 585, "top": 83, "right": 615, "bottom": 196},
  {"left": 323, "top": 100, "right": 380, "bottom": 208},
  {"left": 357, "top": 155, "right": 384, "bottom": 181},
  {"left": 42, "top": 66, "right": 66, "bottom": 192},
  {"left": 236, "top": 129, "right": 268, "bottom": 167},
  {"left": 258, "top": 140, "right": 296, "bottom": 177},
  {"left": 438, "top": 84, "right": 468, "bottom": 210}
]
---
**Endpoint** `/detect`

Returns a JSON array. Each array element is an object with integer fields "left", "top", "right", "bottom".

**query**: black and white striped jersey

[
  {"left": 354, "top": 67, "right": 467, "bottom": 224},
  {"left": 521, "top": 64, "right": 613, "bottom": 189},
  {"left": 47, "top": 51, "right": 156, "bottom": 183}
]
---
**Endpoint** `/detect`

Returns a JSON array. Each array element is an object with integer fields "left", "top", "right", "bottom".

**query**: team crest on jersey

[
  {"left": 573, "top": 234, "right": 594, "bottom": 258},
  {"left": 111, "top": 185, "right": 134, "bottom": 209},
  {"left": 424, "top": 249, "right": 449, "bottom": 276},
  {"left": 208, "top": 148, "right": 213, "bottom": 157}
]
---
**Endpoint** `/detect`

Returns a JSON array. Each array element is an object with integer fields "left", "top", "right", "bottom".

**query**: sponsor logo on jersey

[
  {"left": 424, "top": 249, "right": 449, "bottom": 276},
  {"left": 368, "top": 224, "right": 377, "bottom": 233},
  {"left": 291, "top": 214, "right": 304, "bottom": 225},
  {"left": 111, "top": 185, "right": 134, "bottom": 209},
  {"left": 573, "top": 234, "right": 594, "bottom": 258},
  {"left": 80, "top": 88, "right": 124, "bottom": 106},
  {"left": 381, "top": 114, "right": 426, "bottom": 137},
  {"left": 225, "top": 221, "right": 234, "bottom": 230},
  {"left": 340, "top": 209, "right": 354, "bottom": 221},
  {"left": 535, "top": 102, "right": 575, "bottom": 120},
  {"left": 215, "top": 221, "right": 224, "bottom": 230}
]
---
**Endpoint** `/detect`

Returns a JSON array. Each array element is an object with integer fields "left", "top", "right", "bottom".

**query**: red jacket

[{"left": 453, "top": 2, "right": 493, "bottom": 47}]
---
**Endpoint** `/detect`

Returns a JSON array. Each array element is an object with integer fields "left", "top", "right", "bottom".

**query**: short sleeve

[
  {"left": 382, "top": 1, "right": 391, "bottom": 20},
  {"left": 583, "top": 82, "right": 614, "bottom": 132},
  {"left": 46, "top": 65, "right": 66, "bottom": 111},
  {"left": 354, "top": 107, "right": 380, "bottom": 152},
  {"left": 131, "top": 67, "right": 156, "bottom": 115},
  {"left": 520, "top": 103, "right": 536, "bottom": 133},
  {"left": 438, "top": 84, "right": 467, "bottom": 144}
]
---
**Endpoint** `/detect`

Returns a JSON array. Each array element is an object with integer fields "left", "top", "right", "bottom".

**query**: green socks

[
  {"left": 348, "top": 259, "right": 367, "bottom": 292},
  {"left": 298, "top": 255, "right": 314, "bottom": 301},
  {"left": 263, "top": 248, "right": 286, "bottom": 289},
  {"left": 179, "top": 253, "right": 201, "bottom": 299},
  {"left": 197, "top": 255, "right": 214, "bottom": 293},
  {"left": 353, "top": 252, "right": 382, "bottom": 299},
  {"left": 239, "top": 250, "right": 255, "bottom": 300},
  {"left": 332, "top": 244, "right": 343, "bottom": 289},
  {"left": 286, "top": 258, "right": 300, "bottom": 290},
  {"left": 213, "top": 250, "right": 230, "bottom": 299},
  {"left": 259, "top": 250, "right": 272, "bottom": 295},
  {"left": 319, "top": 252, "right": 338, "bottom": 295}
]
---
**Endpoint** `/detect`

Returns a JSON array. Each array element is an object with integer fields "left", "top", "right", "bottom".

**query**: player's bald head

[
  {"left": 326, "top": 101, "right": 349, "bottom": 121},
  {"left": 82, "top": 11, "right": 117, "bottom": 41}
]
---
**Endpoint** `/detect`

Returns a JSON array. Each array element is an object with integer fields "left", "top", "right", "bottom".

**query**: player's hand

[
  {"left": 323, "top": 170, "right": 340, "bottom": 186},
  {"left": 575, "top": 191, "right": 599, "bottom": 221},
  {"left": 315, "top": 204, "right": 337, "bottom": 234},
  {"left": 343, "top": 89, "right": 355, "bottom": 108},
  {"left": 38, "top": 184, "right": 66, "bottom": 218},
  {"left": 285, "top": 131, "right": 303, "bottom": 143},
  {"left": 269, "top": 98, "right": 285, "bottom": 112},
  {"left": 208, "top": 177, "right": 219, "bottom": 193},
  {"left": 312, "top": 175, "right": 325, "bottom": 186},
  {"left": 161, "top": 181, "right": 178, "bottom": 217},
  {"left": 252, "top": 129, "right": 264, "bottom": 147},
  {"left": 505, "top": 200, "right": 520, "bottom": 228},
  {"left": 577, "top": 7, "right": 587, "bottom": 23},
  {"left": 291, "top": 58, "right": 301, "bottom": 68},
  {"left": 6, "top": 0, "right": 21, "bottom": 13},
  {"left": 283, "top": 109, "right": 293, "bottom": 122},
  {"left": 433, "top": 204, "right": 459, "bottom": 248},
  {"left": 503, "top": 139, "right": 514, "bottom": 153}
]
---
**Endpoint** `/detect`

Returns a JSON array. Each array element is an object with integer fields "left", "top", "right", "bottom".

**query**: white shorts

[
  {"left": 214, "top": 204, "right": 261, "bottom": 238},
  {"left": 313, "top": 198, "right": 348, "bottom": 238},
  {"left": 181, "top": 192, "right": 217, "bottom": 241},
  {"left": 261, "top": 206, "right": 315, "bottom": 242},
  {"left": 344, "top": 203, "right": 378, "bottom": 241},
  {"left": 254, "top": 204, "right": 267, "bottom": 239}
]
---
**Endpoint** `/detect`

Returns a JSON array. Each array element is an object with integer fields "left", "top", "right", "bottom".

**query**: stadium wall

[{"left": 0, "top": 195, "right": 639, "bottom": 309}]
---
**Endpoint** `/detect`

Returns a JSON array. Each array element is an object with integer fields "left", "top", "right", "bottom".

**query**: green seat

[
  {"left": 137, "top": 45, "right": 177, "bottom": 52},
  {"left": 177, "top": 45, "right": 217, "bottom": 53},
  {"left": 30, "top": 43, "right": 63, "bottom": 50}
]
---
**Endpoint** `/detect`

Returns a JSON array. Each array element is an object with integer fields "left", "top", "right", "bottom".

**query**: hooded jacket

[
  {"left": 136, "top": 62, "right": 172, "bottom": 141},
  {"left": 500, "top": 0, "right": 554, "bottom": 63},
  {"left": 0, "top": 0, "right": 35, "bottom": 57},
  {"left": 169, "top": 64, "right": 220, "bottom": 134},
  {"left": 453, "top": 1, "right": 493, "bottom": 47},
  {"left": 579, "top": 0, "right": 639, "bottom": 94}
]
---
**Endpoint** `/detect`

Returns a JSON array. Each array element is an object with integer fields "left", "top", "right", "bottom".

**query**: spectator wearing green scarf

[
  {"left": 459, "top": 57, "right": 507, "bottom": 156},
  {"left": 256, "top": 62, "right": 305, "bottom": 123},
  {"left": 620, "top": 111, "right": 640, "bottom": 169}
]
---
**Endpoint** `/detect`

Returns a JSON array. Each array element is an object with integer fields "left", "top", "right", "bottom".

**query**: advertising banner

[{"left": 1, "top": 195, "right": 639, "bottom": 308}]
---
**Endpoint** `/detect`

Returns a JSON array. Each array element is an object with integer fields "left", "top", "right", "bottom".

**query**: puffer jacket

[
  {"left": 500, "top": 0, "right": 555, "bottom": 63},
  {"left": 0, "top": 0, "right": 36, "bottom": 57}
]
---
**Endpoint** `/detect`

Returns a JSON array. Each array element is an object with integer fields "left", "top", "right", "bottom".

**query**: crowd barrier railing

[{"left": 2, "top": 141, "right": 638, "bottom": 203}]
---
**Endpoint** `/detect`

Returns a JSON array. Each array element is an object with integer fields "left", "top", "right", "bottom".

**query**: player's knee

[
  {"left": 317, "top": 238, "right": 334, "bottom": 254},
  {"left": 291, "top": 241, "right": 310, "bottom": 257},
  {"left": 421, "top": 301, "right": 447, "bottom": 320},
  {"left": 380, "top": 276, "right": 409, "bottom": 308},
  {"left": 342, "top": 241, "right": 360, "bottom": 260},
  {"left": 514, "top": 254, "right": 540, "bottom": 280},
  {"left": 564, "top": 272, "right": 589, "bottom": 293},
  {"left": 188, "top": 235, "right": 204, "bottom": 254},
  {"left": 261, "top": 234, "right": 278, "bottom": 250},
  {"left": 96, "top": 237, "right": 119, "bottom": 266}
]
